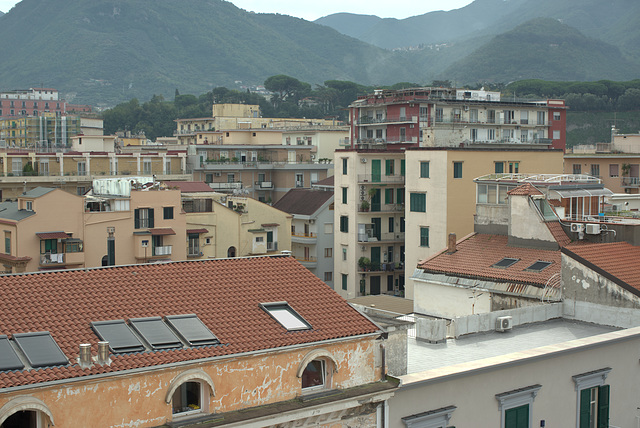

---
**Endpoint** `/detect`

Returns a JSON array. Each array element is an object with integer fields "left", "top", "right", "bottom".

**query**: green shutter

[
  {"left": 385, "top": 159, "right": 393, "bottom": 175},
  {"left": 401, "top": 159, "right": 405, "bottom": 176},
  {"left": 385, "top": 188, "right": 393, "bottom": 204},
  {"left": 148, "top": 208, "right": 154, "bottom": 228},
  {"left": 342, "top": 187, "right": 347, "bottom": 204},
  {"left": 397, "top": 188, "right": 403, "bottom": 204},
  {"left": 495, "top": 162, "right": 504, "bottom": 174},
  {"left": 420, "top": 161, "right": 430, "bottom": 178},
  {"left": 579, "top": 388, "right": 591, "bottom": 428},
  {"left": 597, "top": 385, "right": 609, "bottom": 428},
  {"left": 505, "top": 405, "right": 529, "bottom": 428},
  {"left": 371, "top": 159, "right": 381, "bottom": 182}
]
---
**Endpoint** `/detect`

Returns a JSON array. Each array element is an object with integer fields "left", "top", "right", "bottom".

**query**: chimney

[
  {"left": 447, "top": 233, "right": 457, "bottom": 254},
  {"left": 78, "top": 343, "right": 92, "bottom": 369},
  {"left": 97, "top": 341, "right": 111, "bottom": 366}
]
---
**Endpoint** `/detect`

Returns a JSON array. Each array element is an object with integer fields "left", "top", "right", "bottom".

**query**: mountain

[
  {"left": 442, "top": 18, "right": 637, "bottom": 84},
  {"left": 0, "top": 0, "right": 425, "bottom": 106},
  {"left": 316, "top": 0, "right": 640, "bottom": 62}
]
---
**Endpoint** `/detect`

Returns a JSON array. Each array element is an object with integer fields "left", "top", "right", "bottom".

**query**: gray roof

[
  {"left": 22, "top": 187, "right": 56, "bottom": 198},
  {"left": 407, "top": 319, "right": 617, "bottom": 374},
  {"left": 0, "top": 201, "right": 35, "bottom": 221}
]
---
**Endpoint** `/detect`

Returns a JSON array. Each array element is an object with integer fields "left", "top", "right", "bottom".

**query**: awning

[
  {"left": 187, "top": 228, "right": 208, "bottom": 234},
  {"left": 261, "top": 223, "right": 279, "bottom": 227},
  {"left": 36, "top": 232, "right": 69, "bottom": 239},
  {"left": 150, "top": 228, "right": 176, "bottom": 236},
  {"left": 552, "top": 188, "right": 613, "bottom": 198}
]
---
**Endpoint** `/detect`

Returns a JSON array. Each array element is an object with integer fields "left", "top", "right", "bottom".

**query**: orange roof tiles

[
  {"left": 507, "top": 183, "right": 544, "bottom": 196},
  {"left": 563, "top": 242, "right": 640, "bottom": 292},
  {"left": 546, "top": 222, "right": 572, "bottom": 247},
  {"left": 0, "top": 256, "right": 379, "bottom": 388},
  {"left": 418, "top": 234, "right": 561, "bottom": 286}
]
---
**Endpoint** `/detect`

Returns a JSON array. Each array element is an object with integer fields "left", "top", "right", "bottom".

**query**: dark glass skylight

[
  {"left": 165, "top": 314, "right": 219, "bottom": 347},
  {"left": 260, "top": 302, "right": 311, "bottom": 331},
  {"left": 129, "top": 317, "right": 183, "bottom": 349},
  {"left": 13, "top": 332, "right": 68, "bottom": 368},
  {"left": 492, "top": 258, "right": 519, "bottom": 269},
  {"left": 525, "top": 261, "right": 552, "bottom": 272},
  {"left": 91, "top": 320, "right": 145, "bottom": 353},
  {"left": 0, "top": 335, "right": 24, "bottom": 371}
]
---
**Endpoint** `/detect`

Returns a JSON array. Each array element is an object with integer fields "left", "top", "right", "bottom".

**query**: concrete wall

[
  {"left": 413, "top": 278, "right": 491, "bottom": 319},
  {"left": 562, "top": 253, "right": 640, "bottom": 309},
  {"left": 508, "top": 194, "right": 556, "bottom": 246},
  {"left": 0, "top": 338, "right": 380, "bottom": 428},
  {"left": 389, "top": 327, "right": 640, "bottom": 428}
]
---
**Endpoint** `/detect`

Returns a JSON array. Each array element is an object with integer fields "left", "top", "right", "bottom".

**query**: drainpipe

[{"left": 380, "top": 343, "right": 386, "bottom": 381}]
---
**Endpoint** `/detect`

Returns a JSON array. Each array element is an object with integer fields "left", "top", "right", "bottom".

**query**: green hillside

[
  {"left": 0, "top": 0, "right": 421, "bottom": 106},
  {"left": 567, "top": 111, "right": 640, "bottom": 147},
  {"left": 443, "top": 18, "right": 637, "bottom": 84}
]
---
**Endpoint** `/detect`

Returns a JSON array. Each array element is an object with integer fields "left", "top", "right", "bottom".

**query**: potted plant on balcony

[
  {"left": 358, "top": 257, "right": 371, "bottom": 272},
  {"left": 360, "top": 200, "right": 370, "bottom": 212}
]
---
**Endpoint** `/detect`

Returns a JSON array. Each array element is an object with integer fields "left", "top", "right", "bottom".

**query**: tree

[{"left": 264, "top": 75, "right": 310, "bottom": 106}]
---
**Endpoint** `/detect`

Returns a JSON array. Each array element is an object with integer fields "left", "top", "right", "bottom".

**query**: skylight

[
  {"left": 13, "top": 332, "right": 68, "bottom": 368},
  {"left": 260, "top": 302, "right": 311, "bottom": 331},
  {"left": 525, "top": 261, "right": 553, "bottom": 272},
  {"left": 165, "top": 314, "right": 219, "bottom": 346},
  {"left": 91, "top": 320, "right": 145, "bottom": 353},
  {"left": 0, "top": 335, "right": 24, "bottom": 371},
  {"left": 492, "top": 258, "right": 519, "bottom": 269},
  {"left": 129, "top": 317, "right": 183, "bottom": 349}
]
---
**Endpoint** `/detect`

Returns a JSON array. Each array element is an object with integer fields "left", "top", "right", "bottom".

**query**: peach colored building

[{"left": 0, "top": 256, "right": 396, "bottom": 427}]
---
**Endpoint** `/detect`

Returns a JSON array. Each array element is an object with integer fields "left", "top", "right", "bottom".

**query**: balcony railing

[
  {"left": 622, "top": 177, "right": 640, "bottom": 187},
  {"left": 256, "top": 181, "right": 273, "bottom": 189},
  {"left": 358, "top": 174, "right": 405, "bottom": 184},
  {"left": 153, "top": 245, "right": 172, "bottom": 256},
  {"left": 267, "top": 242, "right": 278, "bottom": 251},
  {"left": 208, "top": 182, "right": 243, "bottom": 190},
  {"left": 357, "top": 116, "right": 416, "bottom": 125},
  {"left": 292, "top": 232, "right": 316, "bottom": 238},
  {"left": 40, "top": 252, "right": 65, "bottom": 265}
]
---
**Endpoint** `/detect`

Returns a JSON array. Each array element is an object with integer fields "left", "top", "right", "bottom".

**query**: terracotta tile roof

[
  {"left": 186, "top": 228, "right": 208, "bottom": 234},
  {"left": 313, "top": 176, "right": 334, "bottom": 187},
  {"left": 35, "top": 231, "right": 69, "bottom": 239},
  {"left": 149, "top": 228, "right": 176, "bottom": 236},
  {"left": 163, "top": 181, "right": 214, "bottom": 193},
  {"left": 273, "top": 189, "right": 333, "bottom": 216},
  {"left": 507, "top": 183, "right": 544, "bottom": 196},
  {"left": 0, "top": 256, "right": 378, "bottom": 388},
  {"left": 546, "top": 222, "right": 572, "bottom": 247},
  {"left": 418, "top": 234, "right": 561, "bottom": 286},
  {"left": 562, "top": 242, "right": 640, "bottom": 292}
]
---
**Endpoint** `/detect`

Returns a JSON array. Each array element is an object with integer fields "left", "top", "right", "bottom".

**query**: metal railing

[
  {"left": 153, "top": 245, "right": 172, "bottom": 256},
  {"left": 40, "top": 252, "right": 64, "bottom": 265},
  {"left": 358, "top": 174, "right": 405, "bottom": 184}
]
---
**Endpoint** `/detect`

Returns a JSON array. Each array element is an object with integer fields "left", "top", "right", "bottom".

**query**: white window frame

[
  {"left": 301, "top": 359, "right": 326, "bottom": 392},
  {"left": 401, "top": 405, "right": 456, "bottom": 428},
  {"left": 572, "top": 368, "right": 611, "bottom": 428},
  {"left": 495, "top": 384, "right": 541, "bottom": 428}
]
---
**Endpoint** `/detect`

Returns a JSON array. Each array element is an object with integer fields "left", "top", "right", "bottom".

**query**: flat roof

[{"left": 407, "top": 319, "right": 618, "bottom": 374}]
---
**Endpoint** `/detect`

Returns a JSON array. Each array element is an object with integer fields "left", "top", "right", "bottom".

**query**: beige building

[
  {"left": 0, "top": 150, "right": 189, "bottom": 200},
  {"left": 334, "top": 147, "right": 564, "bottom": 300},
  {"left": 165, "top": 181, "right": 293, "bottom": 259}
]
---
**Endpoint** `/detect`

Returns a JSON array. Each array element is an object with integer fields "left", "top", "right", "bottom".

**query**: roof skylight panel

[
  {"left": 0, "top": 335, "right": 24, "bottom": 371},
  {"left": 129, "top": 317, "right": 183, "bottom": 349},
  {"left": 91, "top": 320, "right": 145, "bottom": 353},
  {"left": 165, "top": 314, "right": 219, "bottom": 347},
  {"left": 260, "top": 302, "right": 312, "bottom": 331},
  {"left": 13, "top": 332, "right": 69, "bottom": 368}
]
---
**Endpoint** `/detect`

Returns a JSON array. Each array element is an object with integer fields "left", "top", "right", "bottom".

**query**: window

[
  {"left": 590, "top": 164, "right": 600, "bottom": 178},
  {"left": 420, "top": 161, "right": 430, "bottom": 178},
  {"left": 385, "top": 188, "right": 394, "bottom": 204},
  {"left": 324, "top": 272, "right": 332, "bottom": 282},
  {"left": 525, "top": 261, "right": 552, "bottom": 272},
  {"left": 261, "top": 302, "right": 311, "bottom": 331},
  {"left": 488, "top": 128, "right": 496, "bottom": 141},
  {"left": 493, "top": 258, "right": 519, "bottom": 268},
  {"left": 553, "top": 130, "right": 561, "bottom": 139},
  {"left": 504, "top": 110, "right": 515, "bottom": 124},
  {"left": 40, "top": 239, "right": 57, "bottom": 254},
  {"left": 172, "top": 381, "right": 202, "bottom": 415},
  {"left": 342, "top": 158, "right": 347, "bottom": 175},
  {"left": 397, "top": 188, "right": 404, "bottom": 205},
  {"left": 469, "top": 108, "right": 478, "bottom": 123},
  {"left": 496, "top": 384, "right": 541, "bottom": 428},
  {"left": 470, "top": 128, "right": 478, "bottom": 141},
  {"left": 4, "top": 232, "right": 10, "bottom": 254},
  {"left": 77, "top": 161, "right": 86, "bottom": 176},
  {"left": 537, "top": 111, "right": 546, "bottom": 125},
  {"left": 495, "top": 162, "right": 504, "bottom": 174},
  {"left": 301, "top": 359, "right": 325, "bottom": 390},
  {"left": 520, "top": 110, "right": 528, "bottom": 124},
  {"left": 342, "top": 247, "right": 347, "bottom": 261},
  {"left": 188, "top": 233, "right": 200, "bottom": 256},
  {"left": 420, "top": 227, "right": 429, "bottom": 247},
  {"left": 296, "top": 173, "right": 304, "bottom": 187},
  {"left": 400, "top": 217, "right": 405, "bottom": 232},
  {"left": 553, "top": 111, "right": 561, "bottom": 121},
  {"left": 324, "top": 223, "right": 333, "bottom": 234},
  {"left": 324, "top": 248, "right": 332, "bottom": 258},
  {"left": 77, "top": 187, "right": 86, "bottom": 196},
  {"left": 385, "top": 159, "right": 394, "bottom": 175},
  {"left": 435, "top": 108, "right": 443, "bottom": 122},
  {"left": 339, "top": 215, "right": 348, "bottom": 233},
  {"left": 130, "top": 317, "right": 182, "bottom": 349},
  {"left": 227, "top": 173, "right": 234, "bottom": 183},
  {"left": 573, "top": 164, "right": 582, "bottom": 175},
  {"left": 573, "top": 368, "right": 611, "bottom": 428},
  {"left": 388, "top": 217, "right": 394, "bottom": 233},
  {"left": 163, "top": 206, "right": 174, "bottom": 220},
  {"left": 609, "top": 164, "right": 619, "bottom": 177},
  {"left": 342, "top": 273, "right": 347, "bottom": 290},
  {"left": 342, "top": 187, "right": 347, "bottom": 204},
  {"left": 401, "top": 405, "right": 456, "bottom": 428},
  {"left": 487, "top": 109, "right": 496, "bottom": 123},
  {"left": 410, "top": 193, "right": 426, "bottom": 212},
  {"left": 134, "top": 208, "right": 154, "bottom": 229},
  {"left": 453, "top": 162, "right": 462, "bottom": 178},
  {"left": 26, "top": 200, "right": 33, "bottom": 211},
  {"left": 509, "top": 162, "right": 519, "bottom": 174},
  {"left": 143, "top": 158, "right": 152, "bottom": 174}
]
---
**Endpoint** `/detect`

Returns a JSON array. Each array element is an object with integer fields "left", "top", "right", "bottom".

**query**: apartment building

[
  {"left": 190, "top": 144, "right": 330, "bottom": 204},
  {"left": 349, "top": 87, "right": 567, "bottom": 151},
  {"left": 0, "top": 150, "right": 189, "bottom": 200},
  {"left": 0, "top": 87, "right": 65, "bottom": 118},
  {"left": 334, "top": 147, "right": 564, "bottom": 300}
]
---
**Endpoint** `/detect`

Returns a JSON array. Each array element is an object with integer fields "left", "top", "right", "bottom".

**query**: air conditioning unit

[
  {"left": 570, "top": 223, "right": 585, "bottom": 232},
  {"left": 586, "top": 224, "right": 601, "bottom": 235},
  {"left": 360, "top": 158, "right": 368, "bottom": 163},
  {"left": 496, "top": 316, "right": 513, "bottom": 332}
]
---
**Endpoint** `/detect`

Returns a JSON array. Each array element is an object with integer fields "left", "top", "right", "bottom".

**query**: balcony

[
  {"left": 358, "top": 174, "right": 405, "bottom": 184},
  {"left": 267, "top": 242, "right": 278, "bottom": 251},
  {"left": 358, "top": 262, "right": 400, "bottom": 273},
  {"left": 359, "top": 204, "right": 404, "bottom": 213},
  {"left": 358, "top": 232, "right": 405, "bottom": 243},
  {"left": 295, "top": 256, "right": 317, "bottom": 269},
  {"left": 208, "top": 182, "right": 243, "bottom": 191},
  {"left": 153, "top": 245, "right": 172, "bottom": 256},
  {"left": 622, "top": 177, "right": 640, "bottom": 188},
  {"left": 40, "top": 252, "right": 64, "bottom": 265},
  {"left": 357, "top": 116, "right": 417, "bottom": 125},
  {"left": 292, "top": 232, "right": 317, "bottom": 244},
  {"left": 255, "top": 181, "right": 273, "bottom": 189}
]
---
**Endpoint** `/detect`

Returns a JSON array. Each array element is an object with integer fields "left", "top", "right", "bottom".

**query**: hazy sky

[{"left": 0, "top": 0, "right": 475, "bottom": 20}]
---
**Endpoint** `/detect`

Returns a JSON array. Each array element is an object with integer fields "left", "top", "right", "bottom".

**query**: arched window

[
  {"left": 297, "top": 349, "right": 339, "bottom": 392},
  {"left": 165, "top": 369, "right": 215, "bottom": 419},
  {"left": 0, "top": 396, "right": 54, "bottom": 428},
  {"left": 302, "top": 360, "right": 325, "bottom": 390},
  {"left": 227, "top": 246, "right": 236, "bottom": 257}
]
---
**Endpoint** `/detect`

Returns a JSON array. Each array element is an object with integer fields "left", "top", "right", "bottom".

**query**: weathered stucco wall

[{"left": 0, "top": 338, "right": 379, "bottom": 428}]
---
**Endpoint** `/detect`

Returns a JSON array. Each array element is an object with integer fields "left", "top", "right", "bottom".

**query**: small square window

[
  {"left": 324, "top": 272, "right": 332, "bottom": 282},
  {"left": 324, "top": 248, "right": 332, "bottom": 258},
  {"left": 163, "top": 207, "right": 174, "bottom": 220}
]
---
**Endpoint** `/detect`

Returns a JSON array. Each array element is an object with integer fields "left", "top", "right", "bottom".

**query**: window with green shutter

[
  {"left": 410, "top": 193, "right": 426, "bottom": 212},
  {"left": 342, "top": 158, "right": 347, "bottom": 175},
  {"left": 401, "top": 159, "right": 405, "bottom": 176},
  {"left": 385, "top": 159, "right": 394, "bottom": 176},
  {"left": 385, "top": 188, "right": 394, "bottom": 204},
  {"left": 339, "top": 216, "right": 348, "bottom": 233},
  {"left": 420, "top": 161, "right": 430, "bottom": 178},
  {"left": 397, "top": 188, "right": 404, "bottom": 205},
  {"left": 341, "top": 274, "right": 347, "bottom": 290},
  {"left": 495, "top": 162, "right": 504, "bottom": 174},
  {"left": 342, "top": 187, "right": 347, "bottom": 204},
  {"left": 573, "top": 368, "right": 611, "bottom": 428},
  {"left": 453, "top": 162, "right": 463, "bottom": 178},
  {"left": 420, "top": 227, "right": 429, "bottom": 247},
  {"left": 504, "top": 405, "right": 529, "bottom": 428}
]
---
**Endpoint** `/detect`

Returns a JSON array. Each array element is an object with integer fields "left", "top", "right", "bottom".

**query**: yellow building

[{"left": 334, "top": 147, "right": 564, "bottom": 299}]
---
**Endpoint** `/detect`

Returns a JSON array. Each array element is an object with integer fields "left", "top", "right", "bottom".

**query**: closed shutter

[
  {"left": 134, "top": 209, "right": 140, "bottom": 229},
  {"left": 579, "top": 388, "right": 591, "bottom": 428},
  {"left": 597, "top": 385, "right": 609, "bottom": 428},
  {"left": 148, "top": 208, "right": 154, "bottom": 228}
]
